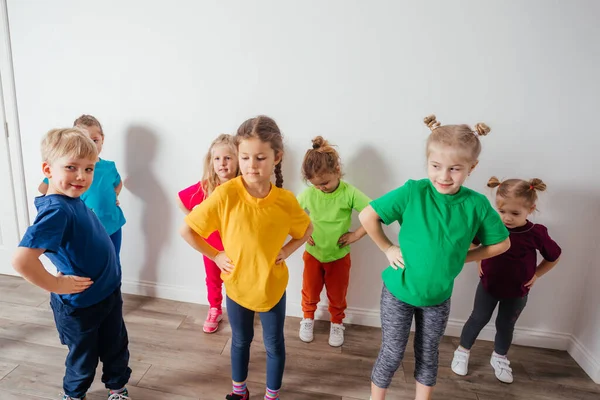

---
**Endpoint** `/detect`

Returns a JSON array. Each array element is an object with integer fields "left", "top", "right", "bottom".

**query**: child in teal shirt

[
  {"left": 39, "top": 115, "right": 125, "bottom": 259},
  {"left": 359, "top": 115, "right": 510, "bottom": 400}
]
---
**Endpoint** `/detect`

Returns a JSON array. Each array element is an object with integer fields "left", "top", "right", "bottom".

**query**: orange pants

[{"left": 301, "top": 251, "right": 351, "bottom": 324}]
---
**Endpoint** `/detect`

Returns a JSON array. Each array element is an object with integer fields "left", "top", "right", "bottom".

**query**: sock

[
  {"left": 233, "top": 381, "right": 247, "bottom": 395},
  {"left": 265, "top": 387, "right": 280, "bottom": 399},
  {"left": 458, "top": 346, "right": 470, "bottom": 353},
  {"left": 493, "top": 351, "right": 507, "bottom": 358},
  {"left": 109, "top": 388, "right": 126, "bottom": 394}
]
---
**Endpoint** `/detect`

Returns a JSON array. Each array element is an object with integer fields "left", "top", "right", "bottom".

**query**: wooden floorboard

[{"left": 0, "top": 274, "right": 597, "bottom": 399}]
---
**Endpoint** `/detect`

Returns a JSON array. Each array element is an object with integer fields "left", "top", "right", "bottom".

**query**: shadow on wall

[
  {"left": 280, "top": 138, "right": 301, "bottom": 191},
  {"left": 343, "top": 144, "right": 396, "bottom": 315},
  {"left": 123, "top": 125, "right": 171, "bottom": 295}
]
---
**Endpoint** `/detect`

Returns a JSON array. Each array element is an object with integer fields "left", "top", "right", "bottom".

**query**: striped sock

[
  {"left": 233, "top": 381, "right": 247, "bottom": 396},
  {"left": 265, "top": 387, "right": 280, "bottom": 399}
]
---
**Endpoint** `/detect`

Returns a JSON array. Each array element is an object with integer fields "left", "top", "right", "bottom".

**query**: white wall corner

[{"left": 568, "top": 336, "right": 600, "bottom": 384}]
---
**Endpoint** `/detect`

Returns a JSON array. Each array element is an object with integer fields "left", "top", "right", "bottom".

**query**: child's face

[
  {"left": 84, "top": 125, "right": 104, "bottom": 155},
  {"left": 212, "top": 144, "right": 238, "bottom": 183},
  {"left": 308, "top": 170, "right": 341, "bottom": 193},
  {"left": 496, "top": 196, "right": 535, "bottom": 229},
  {"left": 238, "top": 137, "right": 282, "bottom": 186},
  {"left": 43, "top": 155, "right": 96, "bottom": 198},
  {"left": 427, "top": 144, "right": 477, "bottom": 195}
]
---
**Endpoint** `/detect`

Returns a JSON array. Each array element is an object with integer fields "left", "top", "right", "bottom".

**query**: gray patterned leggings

[{"left": 371, "top": 285, "right": 451, "bottom": 388}]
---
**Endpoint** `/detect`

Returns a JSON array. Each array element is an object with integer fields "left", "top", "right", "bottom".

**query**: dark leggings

[
  {"left": 460, "top": 282, "right": 528, "bottom": 355},
  {"left": 371, "top": 285, "right": 450, "bottom": 388}
]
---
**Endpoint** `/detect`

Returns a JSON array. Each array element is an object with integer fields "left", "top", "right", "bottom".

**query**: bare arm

[
  {"left": 179, "top": 224, "right": 219, "bottom": 259},
  {"left": 465, "top": 238, "right": 511, "bottom": 264},
  {"left": 358, "top": 205, "right": 394, "bottom": 252},
  {"left": 535, "top": 257, "right": 560, "bottom": 278},
  {"left": 12, "top": 247, "right": 92, "bottom": 294},
  {"left": 277, "top": 222, "right": 313, "bottom": 263},
  {"left": 176, "top": 196, "right": 191, "bottom": 215},
  {"left": 38, "top": 181, "right": 48, "bottom": 195}
]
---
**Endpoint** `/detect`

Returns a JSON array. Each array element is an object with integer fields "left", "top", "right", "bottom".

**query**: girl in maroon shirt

[{"left": 451, "top": 177, "right": 561, "bottom": 384}]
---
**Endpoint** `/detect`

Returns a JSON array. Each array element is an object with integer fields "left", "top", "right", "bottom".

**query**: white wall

[{"left": 6, "top": 0, "right": 600, "bottom": 381}]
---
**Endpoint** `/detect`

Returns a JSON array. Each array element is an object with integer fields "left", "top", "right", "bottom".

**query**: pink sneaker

[{"left": 203, "top": 307, "right": 223, "bottom": 333}]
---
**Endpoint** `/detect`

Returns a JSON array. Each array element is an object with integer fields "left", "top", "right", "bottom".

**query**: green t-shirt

[
  {"left": 298, "top": 181, "right": 371, "bottom": 263},
  {"left": 371, "top": 179, "right": 509, "bottom": 307}
]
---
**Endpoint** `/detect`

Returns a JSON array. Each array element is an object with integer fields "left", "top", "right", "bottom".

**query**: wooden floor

[{"left": 0, "top": 275, "right": 598, "bottom": 399}]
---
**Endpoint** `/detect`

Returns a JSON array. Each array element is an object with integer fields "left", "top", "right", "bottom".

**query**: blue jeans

[
  {"left": 109, "top": 228, "right": 122, "bottom": 262},
  {"left": 226, "top": 293, "right": 286, "bottom": 390},
  {"left": 50, "top": 287, "right": 131, "bottom": 398}
]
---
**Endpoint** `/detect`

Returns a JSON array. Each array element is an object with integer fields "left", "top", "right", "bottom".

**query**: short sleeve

[
  {"left": 286, "top": 193, "right": 311, "bottom": 239},
  {"left": 475, "top": 200, "right": 509, "bottom": 245},
  {"left": 370, "top": 180, "right": 414, "bottom": 225},
  {"left": 19, "top": 207, "right": 68, "bottom": 253},
  {"left": 297, "top": 188, "right": 308, "bottom": 210},
  {"left": 178, "top": 182, "right": 204, "bottom": 211},
  {"left": 185, "top": 185, "right": 222, "bottom": 238},
  {"left": 349, "top": 185, "right": 371, "bottom": 212},
  {"left": 535, "top": 225, "right": 562, "bottom": 262},
  {"left": 112, "top": 163, "right": 122, "bottom": 188}
]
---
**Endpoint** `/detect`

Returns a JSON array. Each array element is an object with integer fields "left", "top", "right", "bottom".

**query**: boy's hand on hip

[
  {"left": 215, "top": 252, "right": 234, "bottom": 273},
  {"left": 54, "top": 272, "right": 93, "bottom": 294},
  {"left": 385, "top": 245, "right": 405, "bottom": 270},
  {"left": 307, "top": 236, "right": 315, "bottom": 246}
]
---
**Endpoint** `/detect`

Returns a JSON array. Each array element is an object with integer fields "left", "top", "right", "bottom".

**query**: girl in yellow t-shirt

[{"left": 180, "top": 115, "right": 313, "bottom": 400}]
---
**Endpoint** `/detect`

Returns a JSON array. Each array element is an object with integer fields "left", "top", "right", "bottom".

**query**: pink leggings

[{"left": 203, "top": 255, "right": 223, "bottom": 309}]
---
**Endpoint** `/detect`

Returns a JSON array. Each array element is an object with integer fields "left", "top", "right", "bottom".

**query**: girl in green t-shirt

[{"left": 359, "top": 114, "right": 511, "bottom": 400}]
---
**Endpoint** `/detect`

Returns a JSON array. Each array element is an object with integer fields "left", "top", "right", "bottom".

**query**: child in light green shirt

[{"left": 297, "top": 136, "right": 371, "bottom": 348}]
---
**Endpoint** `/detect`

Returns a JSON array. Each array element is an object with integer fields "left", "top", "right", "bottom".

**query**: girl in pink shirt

[{"left": 177, "top": 134, "right": 239, "bottom": 333}]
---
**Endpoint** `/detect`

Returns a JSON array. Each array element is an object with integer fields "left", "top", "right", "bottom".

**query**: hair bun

[
  {"left": 312, "top": 136, "right": 326, "bottom": 150},
  {"left": 487, "top": 176, "right": 502, "bottom": 188},
  {"left": 529, "top": 178, "right": 547, "bottom": 192},
  {"left": 474, "top": 123, "right": 491, "bottom": 137},
  {"left": 424, "top": 114, "right": 441, "bottom": 131}
]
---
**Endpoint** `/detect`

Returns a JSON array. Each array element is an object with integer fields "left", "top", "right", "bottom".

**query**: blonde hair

[
  {"left": 487, "top": 176, "right": 547, "bottom": 207},
  {"left": 424, "top": 114, "right": 490, "bottom": 161},
  {"left": 201, "top": 134, "right": 239, "bottom": 196},
  {"left": 301, "top": 136, "right": 342, "bottom": 181},
  {"left": 74, "top": 114, "right": 103, "bottom": 136},
  {"left": 41, "top": 127, "right": 98, "bottom": 164}
]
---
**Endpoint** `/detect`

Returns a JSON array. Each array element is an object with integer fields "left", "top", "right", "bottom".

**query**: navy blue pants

[
  {"left": 50, "top": 287, "right": 131, "bottom": 398},
  {"left": 227, "top": 292, "right": 286, "bottom": 390}
]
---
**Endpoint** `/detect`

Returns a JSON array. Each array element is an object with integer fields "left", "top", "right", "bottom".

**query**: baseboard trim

[
  {"left": 568, "top": 336, "right": 600, "bottom": 384},
  {"left": 121, "top": 279, "right": 598, "bottom": 383}
]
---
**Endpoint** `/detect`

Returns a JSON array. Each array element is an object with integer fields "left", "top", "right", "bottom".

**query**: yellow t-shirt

[{"left": 185, "top": 176, "right": 311, "bottom": 312}]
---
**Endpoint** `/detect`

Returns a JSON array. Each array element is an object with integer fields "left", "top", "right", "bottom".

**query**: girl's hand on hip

[
  {"left": 275, "top": 248, "right": 288, "bottom": 264},
  {"left": 385, "top": 245, "right": 405, "bottom": 270},
  {"left": 215, "top": 252, "right": 234, "bottom": 273}
]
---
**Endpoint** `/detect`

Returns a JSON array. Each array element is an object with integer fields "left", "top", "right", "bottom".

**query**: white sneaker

[
  {"left": 490, "top": 352, "right": 514, "bottom": 383},
  {"left": 299, "top": 318, "right": 314, "bottom": 343},
  {"left": 329, "top": 323, "right": 345, "bottom": 347},
  {"left": 451, "top": 348, "right": 470, "bottom": 376}
]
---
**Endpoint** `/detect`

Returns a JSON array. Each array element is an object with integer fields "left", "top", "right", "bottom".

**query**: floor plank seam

[{"left": 0, "top": 362, "right": 20, "bottom": 383}]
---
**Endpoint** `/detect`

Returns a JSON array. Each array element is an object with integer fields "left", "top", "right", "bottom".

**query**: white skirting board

[{"left": 121, "top": 279, "right": 600, "bottom": 384}]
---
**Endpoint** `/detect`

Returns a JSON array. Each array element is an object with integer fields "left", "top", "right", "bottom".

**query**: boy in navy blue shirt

[{"left": 12, "top": 128, "right": 132, "bottom": 400}]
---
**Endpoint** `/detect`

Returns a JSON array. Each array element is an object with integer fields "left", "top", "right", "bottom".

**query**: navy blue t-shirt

[{"left": 19, "top": 194, "right": 121, "bottom": 308}]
